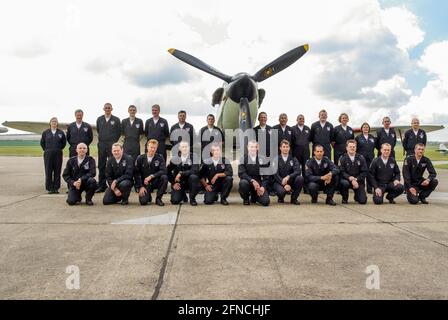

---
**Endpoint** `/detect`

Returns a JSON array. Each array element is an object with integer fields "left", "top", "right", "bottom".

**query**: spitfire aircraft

[
  {"left": 437, "top": 144, "right": 448, "bottom": 155},
  {"left": 168, "top": 45, "right": 309, "bottom": 131}
]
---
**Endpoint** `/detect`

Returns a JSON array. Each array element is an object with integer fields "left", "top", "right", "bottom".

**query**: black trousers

[
  {"left": 43, "top": 150, "right": 63, "bottom": 191},
  {"left": 69, "top": 145, "right": 90, "bottom": 158},
  {"left": 98, "top": 141, "right": 114, "bottom": 188},
  {"left": 138, "top": 175, "right": 168, "bottom": 205},
  {"left": 293, "top": 146, "right": 310, "bottom": 178},
  {"left": 339, "top": 179, "right": 367, "bottom": 204},
  {"left": 103, "top": 180, "right": 133, "bottom": 205},
  {"left": 307, "top": 175, "right": 339, "bottom": 200},
  {"left": 333, "top": 145, "right": 346, "bottom": 167},
  {"left": 273, "top": 176, "right": 304, "bottom": 201},
  {"left": 204, "top": 176, "right": 234, "bottom": 204},
  {"left": 365, "top": 158, "right": 374, "bottom": 192},
  {"left": 123, "top": 141, "right": 140, "bottom": 162},
  {"left": 406, "top": 179, "right": 438, "bottom": 204},
  {"left": 170, "top": 174, "right": 202, "bottom": 204},
  {"left": 373, "top": 183, "right": 405, "bottom": 205},
  {"left": 238, "top": 180, "right": 270, "bottom": 206},
  {"left": 66, "top": 178, "right": 97, "bottom": 205}
]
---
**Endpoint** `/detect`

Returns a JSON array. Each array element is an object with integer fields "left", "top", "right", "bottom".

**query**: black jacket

[
  {"left": 200, "top": 157, "right": 233, "bottom": 182},
  {"left": 402, "top": 129, "right": 427, "bottom": 155},
  {"left": 96, "top": 115, "right": 121, "bottom": 143},
  {"left": 272, "top": 124, "right": 293, "bottom": 147},
  {"left": 105, "top": 154, "right": 134, "bottom": 186},
  {"left": 338, "top": 153, "right": 368, "bottom": 183},
  {"left": 375, "top": 128, "right": 397, "bottom": 152},
  {"left": 305, "top": 157, "right": 339, "bottom": 183},
  {"left": 170, "top": 122, "right": 195, "bottom": 149},
  {"left": 238, "top": 155, "right": 272, "bottom": 188},
  {"left": 254, "top": 125, "right": 272, "bottom": 155},
  {"left": 274, "top": 154, "right": 301, "bottom": 184},
  {"left": 121, "top": 118, "right": 144, "bottom": 144},
  {"left": 66, "top": 122, "right": 93, "bottom": 147},
  {"left": 62, "top": 156, "right": 96, "bottom": 187},
  {"left": 369, "top": 157, "right": 401, "bottom": 188},
  {"left": 134, "top": 153, "right": 167, "bottom": 188},
  {"left": 402, "top": 155, "right": 437, "bottom": 189},
  {"left": 310, "top": 121, "right": 333, "bottom": 147},
  {"left": 199, "top": 125, "right": 224, "bottom": 152},
  {"left": 167, "top": 154, "right": 201, "bottom": 184},
  {"left": 355, "top": 134, "right": 376, "bottom": 162},
  {"left": 332, "top": 125, "right": 354, "bottom": 151},
  {"left": 40, "top": 128, "right": 66, "bottom": 151},
  {"left": 145, "top": 117, "right": 169, "bottom": 142}
]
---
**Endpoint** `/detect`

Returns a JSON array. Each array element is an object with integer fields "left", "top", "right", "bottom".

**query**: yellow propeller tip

[
  {"left": 304, "top": 44, "right": 309, "bottom": 52},
  {"left": 168, "top": 48, "right": 176, "bottom": 54}
]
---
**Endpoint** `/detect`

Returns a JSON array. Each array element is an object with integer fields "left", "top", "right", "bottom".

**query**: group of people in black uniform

[{"left": 40, "top": 104, "right": 438, "bottom": 207}]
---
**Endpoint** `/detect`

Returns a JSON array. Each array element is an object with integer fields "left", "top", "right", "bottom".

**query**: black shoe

[
  {"left": 221, "top": 198, "right": 229, "bottom": 206},
  {"left": 291, "top": 199, "right": 300, "bottom": 205},
  {"left": 48, "top": 190, "right": 54, "bottom": 194},
  {"left": 86, "top": 199, "right": 94, "bottom": 206},
  {"left": 156, "top": 198, "right": 164, "bottom": 206},
  {"left": 183, "top": 194, "right": 189, "bottom": 203},
  {"left": 326, "top": 198, "right": 336, "bottom": 206},
  {"left": 311, "top": 197, "right": 318, "bottom": 204},
  {"left": 342, "top": 199, "right": 348, "bottom": 204},
  {"left": 278, "top": 198, "right": 285, "bottom": 203},
  {"left": 250, "top": 197, "right": 257, "bottom": 204},
  {"left": 420, "top": 198, "right": 429, "bottom": 204},
  {"left": 387, "top": 197, "right": 396, "bottom": 204},
  {"left": 95, "top": 187, "right": 106, "bottom": 193},
  {"left": 243, "top": 199, "right": 250, "bottom": 206},
  {"left": 190, "top": 199, "right": 198, "bottom": 206},
  {"left": 121, "top": 200, "right": 129, "bottom": 205},
  {"left": 53, "top": 190, "right": 59, "bottom": 194}
]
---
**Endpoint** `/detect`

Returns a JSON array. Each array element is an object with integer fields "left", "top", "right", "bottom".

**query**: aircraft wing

[{"left": 352, "top": 125, "right": 445, "bottom": 139}]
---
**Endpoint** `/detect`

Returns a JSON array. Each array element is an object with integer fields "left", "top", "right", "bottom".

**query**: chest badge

[
  {"left": 136, "top": 123, "right": 140, "bottom": 129},
  {"left": 83, "top": 127, "right": 88, "bottom": 132},
  {"left": 84, "top": 163, "right": 89, "bottom": 170}
]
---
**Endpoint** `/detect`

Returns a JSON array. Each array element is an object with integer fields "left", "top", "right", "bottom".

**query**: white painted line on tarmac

[{"left": 111, "top": 211, "right": 178, "bottom": 225}]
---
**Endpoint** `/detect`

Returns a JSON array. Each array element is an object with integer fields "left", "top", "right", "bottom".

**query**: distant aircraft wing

[
  {"left": 3, "top": 121, "right": 98, "bottom": 145},
  {"left": 352, "top": 125, "right": 445, "bottom": 139}
]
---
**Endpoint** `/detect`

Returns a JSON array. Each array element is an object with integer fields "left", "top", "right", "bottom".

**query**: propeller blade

[
  {"left": 168, "top": 48, "right": 232, "bottom": 83},
  {"left": 252, "top": 44, "right": 309, "bottom": 82}
]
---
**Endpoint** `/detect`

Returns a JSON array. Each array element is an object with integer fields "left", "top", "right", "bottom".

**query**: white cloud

[{"left": 381, "top": 6, "right": 425, "bottom": 51}]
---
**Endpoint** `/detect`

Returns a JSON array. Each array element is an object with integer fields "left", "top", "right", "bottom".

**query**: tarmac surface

[{"left": 0, "top": 156, "right": 447, "bottom": 299}]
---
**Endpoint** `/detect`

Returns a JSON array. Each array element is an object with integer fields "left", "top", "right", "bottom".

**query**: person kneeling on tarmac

[
  {"left": 134, "top": 139, "right": 168, "bottom": 206},
  {"left": 103, "top": 143, "right": 134, "bottom": 205},
  {"left": 305, "top": 144, "right": 339, "bottom": 206},
  {"left": 167, "top": 141, "right": 201, "bottom": 206},
  {"left": 369, "top": 143, "right": 404, "bottom": 205},
  {"left": 200, "top": 143, "right": 233, "bottom": 206},
  {"left": 338, "top": 139, "right": 368, "bottom": 205},
  {"left": 273, "top": 140, "right": 304, "bottom": 205},
  {"left": 238, "top": 140, "right": 272, "bottom": 207},
  {"left": 403, "top": 143, "right": 438, "bottom": 205},
  {"left": 62, "top": 143, "right": 97, "bottom": 206}
]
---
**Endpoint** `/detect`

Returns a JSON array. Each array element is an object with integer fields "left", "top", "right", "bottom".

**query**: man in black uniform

[
  {"left": 273, "top": 113, "right": 293, "bottom": 152},
  {"left": 121, "top": 105, "right": 144, "bottom": 161},
  {"left": 291, "top": 114, "right": 311, "bottom": 177},
  {"left": 103, "top": 143, "right": 134, "bottom": 205},
  {"left": 170, "top": 110, "right": 195, "bottom": 155},
  {"left": 254, "top": 112, "right": 273, "bottom": 158},
  {"left": 96, "top": 103, "right": 121, "bottom": 192},
  {"left": 66, "top": 109, "right": 93, "bottom": 157},
  {"left": 375, "top": 116, "right": 397, "bottom": 158},
  {"left": 145, "top": 104, "right": 169, "bottom": 161},
  {"left": 310, "top": 109, "right": 333, "bottom": 160},
  {"left": 200, "top": 143, "right": 233, "bottom": 206},
  {"left": 40, "top": 117, "right": 66, "bottom": 194},
  {"left": 403, "top": 143, "right": 438, "bottom": 205},
  {"left": 134, "top": 139, "right": 168, "bottom": 206},
  {"left": 62, "top": 143, "right": 97, "bottom": 206},
  {"left": 338, "top": 139, "right": 368, "bottom": 205},
  {"left": 273, "top": 140, "right": 303, "bottom": 205},
  {"left": 369, "top": 143, "right": 405, "bottom": 205},
  {"left": 199, "top": 114, "right": 224, "bottom": 162},
  {"left": 238, "top": 140, "right": 271, "bottom": 206},
  {"left": 167, "top": 141, "right": 201, "bottom": 206},
  {"left": 402, "top": 118, "right": 427, "bottom": 156},
  {"left": 305, "top": 144, "right": 339, "bottom": 206},
  {"left": 332, "top": 113, "right": 354, "bottom": 166}
]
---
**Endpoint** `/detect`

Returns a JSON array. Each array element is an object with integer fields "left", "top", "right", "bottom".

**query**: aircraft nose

[{"left": 228, "top": 75, "right": 256, "bottom": 102}]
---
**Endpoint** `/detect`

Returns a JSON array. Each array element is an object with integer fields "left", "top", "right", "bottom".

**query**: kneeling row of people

[{"left": 62, "top": 138, "right": 438, "bottom": 206}]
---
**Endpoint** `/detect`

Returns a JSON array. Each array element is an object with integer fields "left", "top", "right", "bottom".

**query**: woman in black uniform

[
  {"left": 355, "top": 122, "right": 376, "bottom": 194},
  {"left": 332, "top": 113, "right": 354, "bottom": 166},
  {"left": 40, "top": 117, "right": 67, "bottom": 194}
]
